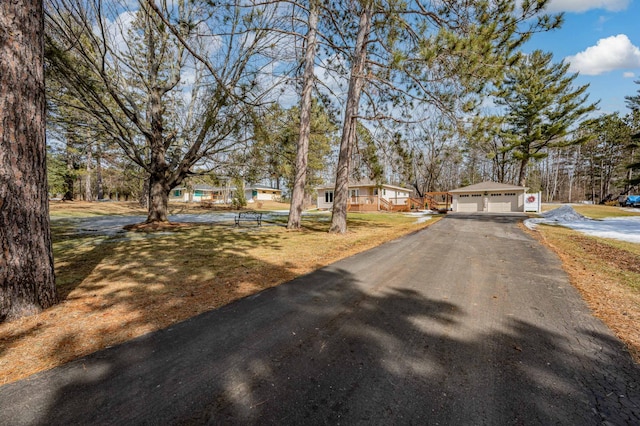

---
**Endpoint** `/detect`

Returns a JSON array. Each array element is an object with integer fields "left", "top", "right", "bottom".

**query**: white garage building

[{"left": 449, "top": 181, "right": 527, "bottom": 213}]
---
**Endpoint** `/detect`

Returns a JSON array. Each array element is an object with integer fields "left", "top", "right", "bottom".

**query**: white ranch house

[
  {"left": 170, "top": 184, "right": 282, "bottom": 204},
  {"left": 316, "top": 182, "right": 414, "bottom": 212}
]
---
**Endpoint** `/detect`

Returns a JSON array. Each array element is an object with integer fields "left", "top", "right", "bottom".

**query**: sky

[
  {"left": 79, "top": 0, "right": 640, "bottom": 118},
  {"left": 524, "top": 0, "right": 640, "bottom": 115}
]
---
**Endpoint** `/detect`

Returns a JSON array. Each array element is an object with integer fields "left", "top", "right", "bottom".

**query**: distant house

[
  {"left": 169, "top": 184, "right": 231, "bottom": 203},
  {"left": 316, "top": 181, "right": 414, "bottom": 212},
  {"left": 449, "top": 181, "right": 527, "bottom": 213},
  {"left": 246, "top": 184, "right": 283, "bottom": 202},
  {"left": 169, "top": 183, "right": 282, "bottom": 204}
]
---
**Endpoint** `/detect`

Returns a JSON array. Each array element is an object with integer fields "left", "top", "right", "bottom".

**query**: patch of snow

[
  {"left": 564, "top": 217, "right": 640, "bottom": 243},
  {"left": 525, "top": 205, "right": 640, "bottom": 244},
  {"left": 169, "top": 213, "right": 237, "bottom": 223},
  {"left": 402, "top": 211, "right": 434, "bottom": 223},
  {"left": 55, "top": 210, "right": 334, "bottom": 237},
  {"left": 541, "top": 204, "right": 590, "bottom": 222},
  {"left": 416, "top": 216, "right": 433, "bottom": 224},
  {"left": 65, "top": 215, "right": 146, "bottom": 236}
]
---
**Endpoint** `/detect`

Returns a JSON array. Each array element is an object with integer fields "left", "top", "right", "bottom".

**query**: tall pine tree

[
  {"left": 493, "top": 50, "right": 597, "bottom": 187},
  {"left": 1, "top": 0, "right": 57, "bottom": 321}
]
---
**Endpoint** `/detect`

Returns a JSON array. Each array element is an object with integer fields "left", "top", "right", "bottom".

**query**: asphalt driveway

[{"left": 1, "top": 213, "right": 639, "bottom": 424}]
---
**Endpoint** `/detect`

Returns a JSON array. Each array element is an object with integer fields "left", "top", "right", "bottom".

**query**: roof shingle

[{"left": 449, "top": 181, "right": 527, "bottom": 193}]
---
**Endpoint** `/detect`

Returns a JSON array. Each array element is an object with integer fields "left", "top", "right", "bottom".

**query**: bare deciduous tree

[{"left": 46, "top": 0, "right": 285, "bottom": 222}]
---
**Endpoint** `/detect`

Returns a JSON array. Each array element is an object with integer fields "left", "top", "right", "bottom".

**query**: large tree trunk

[
  {"left": 85, "top": 148, "right": 93, "bottom": 201},
  {"left": 329, "top": 5, "right": 373, "bottom": 234},
  {"left": 147, "top": 173, "right": 170, "bottom": 222},
  {"left": 139, "top": 176, "right": 150, "bottom": 209},
  {"left": 144, "top": 10, "right": 171, "bottom": 223},
  {"left": 626, "top": 147, "right": 635, "bottom": 194},
  {"left": 589, "top": 155, "right": 596, "bottom": 202},
  {"left": 96, "top": 150, "right": 104, "bottom": 200},
  {"left": 0, "top": 0, "right": 57, "bottom": 321},
  {"left": 63, "top": 133, "right": 74, "bottom": 200},
  {"left": 287, "top": 2, "right": 318, "bottom": 230},
  {"left": 517, "top": 157, "right": 528, "bottom": 187},
  {"left": 145, "top": 145, "right": 171, "bottom": 222}
]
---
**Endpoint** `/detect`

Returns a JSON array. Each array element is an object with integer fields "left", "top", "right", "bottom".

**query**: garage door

[
  {"left": 456, "top": 195, "right": 482, "bottom": 212},
  {"left": 487, "top": 193, "right": 518, "bottom": 212}
]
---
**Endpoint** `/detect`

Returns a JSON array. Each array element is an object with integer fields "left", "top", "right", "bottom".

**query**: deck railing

[
  {"left": 347, "top": 195, "right": 413, "bottom": 212},
  {"left": 344, "top": 193, "right": 452, "bottom": 212}
]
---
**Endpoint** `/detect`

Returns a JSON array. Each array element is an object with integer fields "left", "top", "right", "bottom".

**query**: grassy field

[
  {"left": 542, "top": 203, "right": 640, "bottom": 219},
  {"left": 0, "top": 202, "right": 439, "bottom": 384},
  {"left": 526, "top": 204, "right": 640, "bottom": 361}
]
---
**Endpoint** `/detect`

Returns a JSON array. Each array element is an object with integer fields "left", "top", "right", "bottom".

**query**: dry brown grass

[
  {"left": 0, "top": 208, "right": 439, "bottom": 384},
  {"left": 525, "top": 224, "right": 640, "bottom": 361},
  {"left": 49, "top": 200, "right": 148, "bottom": 217},
  {"left": 49, "top": 200, "right": 293, "bottom": 217}
]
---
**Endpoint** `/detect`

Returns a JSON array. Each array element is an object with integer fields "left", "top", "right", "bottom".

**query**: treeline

[
  {"left": 464, "top": 110, "right": 640, "bottom": 204},
  {"left": 44, "top": 0, "right": 639, "bottom": 232}
]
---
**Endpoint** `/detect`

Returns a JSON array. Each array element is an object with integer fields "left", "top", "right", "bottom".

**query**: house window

[
  {"left": 350, "top": 189, "right": 359, "bottom": 198},
  {"left": 505, "top": 192, "right": 516, "bottom": 196},
  {"left": 325, "top": 191, "right": 334, "bottom": 203},
  {"left": 459, "top": 194, "right": 469, "bottom": 198},
  {"left": 194, "top": 190, "right": 204, "bottom": 197},
  {"left": 173, "top": 190, "right": 182, "bottom": 197},
  {"left": 471, "top": 194, "right": 482, "bottom": 198},
  {"left": 382, "top": 189, "right": 387, "bottom": 196}
]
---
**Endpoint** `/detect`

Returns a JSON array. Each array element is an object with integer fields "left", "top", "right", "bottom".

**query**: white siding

[
  {"left": 454, "top": 194, "right": 482, "bottom": 212},
  {"left": 317, "top": 189, "right": 334, "bottom": 209},
  {"left": 244, "top": 188, "right": 282, "bottom": 202},
  {"left": 487, "top": 192, "right": 518, "bottom": 212},
  {"left": 317, "top": 185, "right": 412, "bottom": 210},
  {"left": 255, "top": 192, "right": 272, "bottom": 201},
  {"left": 383, "top": 189, "right": 410, "bottom": 205}
]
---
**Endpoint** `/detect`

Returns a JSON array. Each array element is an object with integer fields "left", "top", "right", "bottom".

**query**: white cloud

[
  {"left": 180, "top": 67, "right": 197, "bottom": 87},
  {"left": 545, "top": 0, "right": 630, "bottom": 13},
  {"left": 623, "top": 72, "right": 636, "bottom": 78},
  {"left": 192, "top": 22, "right": 222, "bottom": 56},
  {"left": 102, "top": 11, "right": 137, "bottom": 55},
  {"left": 566, "top": 34, "right": 640, "bottom": 75}
]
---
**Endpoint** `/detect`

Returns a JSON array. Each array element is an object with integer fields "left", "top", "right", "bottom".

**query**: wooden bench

[{"left": 234, "top": 211, "right": 263, "bottom": 227}]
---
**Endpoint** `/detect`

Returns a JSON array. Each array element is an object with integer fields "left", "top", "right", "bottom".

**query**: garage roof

[{"left": 449, "top": 181, "right": 527, "bottom": 193}]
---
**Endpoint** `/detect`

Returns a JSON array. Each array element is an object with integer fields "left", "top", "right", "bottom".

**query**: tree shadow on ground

[
  {"left": 1, "top": 208, "right": 421, "bottom": 379},
  {"left": 1, "top": 266, "right": 638, "bottom": 425},
  {"left": 0, "top": 221, "right": 289, "bottom": 371}
]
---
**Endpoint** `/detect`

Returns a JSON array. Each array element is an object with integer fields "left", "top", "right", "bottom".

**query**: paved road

[{"left": 1, "top": 214, "right": 639, "bottom": 425}]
